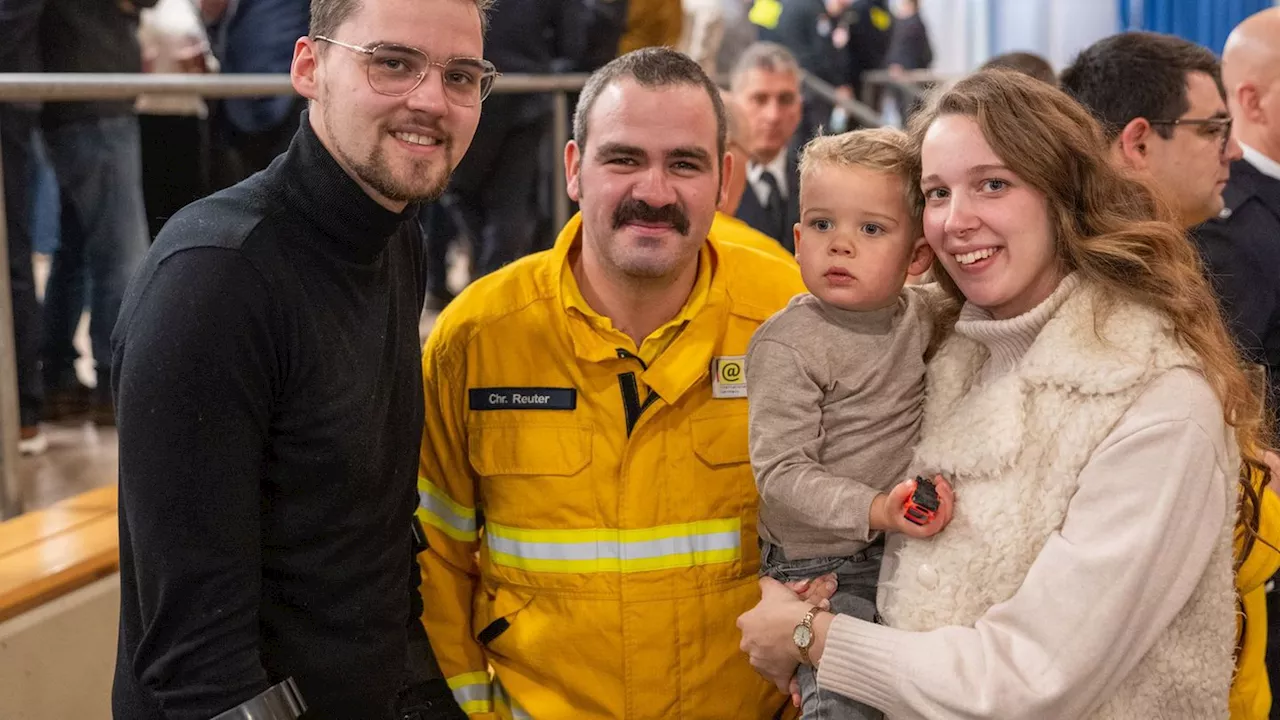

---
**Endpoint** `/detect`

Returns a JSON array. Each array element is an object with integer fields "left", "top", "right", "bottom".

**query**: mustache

[{"left": 612, "top": 198, "right": 690, "bottom": 235}]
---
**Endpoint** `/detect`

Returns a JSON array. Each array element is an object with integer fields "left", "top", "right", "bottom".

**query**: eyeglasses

[
  {"left": 313, "top": 36, "right": 499, "bottom": 107},
  {"left": 1148, "top": 116, "right": 1233, "bottom": 157}
]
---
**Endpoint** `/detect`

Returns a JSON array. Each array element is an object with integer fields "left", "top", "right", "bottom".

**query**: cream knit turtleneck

[{"left": 954, "top": 273, "right": 1082, "bottom": 384}]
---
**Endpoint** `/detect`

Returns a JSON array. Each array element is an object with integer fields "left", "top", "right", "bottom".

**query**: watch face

[{"left": 793, "top": 624, "right": 813, "bottom": 648}]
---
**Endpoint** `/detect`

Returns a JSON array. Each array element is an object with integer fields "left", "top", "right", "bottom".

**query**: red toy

[{"left": 903, "top": 476, "right": 940, "bottom": 526}]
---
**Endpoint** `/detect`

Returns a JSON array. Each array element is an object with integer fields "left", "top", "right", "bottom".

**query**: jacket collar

[
  {"left": 1224, "top": 158, "right": 1280, "bottom": 222},
  {"left": 549, "top": 213, "right": 729, "bottom": 405}
]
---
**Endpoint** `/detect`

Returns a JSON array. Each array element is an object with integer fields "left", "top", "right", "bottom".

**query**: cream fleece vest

[{"left": 880, "top": 282, "right": 1236, "bottom": 718}]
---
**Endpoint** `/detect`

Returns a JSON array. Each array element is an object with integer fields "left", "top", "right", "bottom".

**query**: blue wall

[{"left": 1119, "top": 0, "right": 1275, "bottom": 54}]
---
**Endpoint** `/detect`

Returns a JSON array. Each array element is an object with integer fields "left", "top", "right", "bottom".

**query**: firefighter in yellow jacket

[{"left": 417, "top": 48, "right": 805, "bottom": 719}]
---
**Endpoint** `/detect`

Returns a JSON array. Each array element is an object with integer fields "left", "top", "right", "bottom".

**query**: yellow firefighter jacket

[
  {"left": 1232, "top": 467, "right": 1280, "bottom": 719},
  {"left": 417, "top": 212, "right": 805, "bottom": 719},
  {"left": 711, "top": 211, "right": 796, "bottom": 266},
  {"left": 619, "top": 0, "right": 683, "bottom": 55}
]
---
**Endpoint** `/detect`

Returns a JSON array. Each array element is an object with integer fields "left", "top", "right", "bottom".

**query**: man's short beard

[
  {"left": 347, "top": 143, "right": 451, "bottom": 205},
  {"left": 323, "top": 102, "right": 453, "bottom": 205}
]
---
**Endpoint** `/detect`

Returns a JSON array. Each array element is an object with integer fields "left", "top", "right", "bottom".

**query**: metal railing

[
  {"left": 860, "top": 69, "right": 956, "bottom": 107},
  {"left": 799, "top": 70, "right": 884, "bottom": 129},
  {"left": 0, "top": 71, "right": 881, "bottom": 519}
]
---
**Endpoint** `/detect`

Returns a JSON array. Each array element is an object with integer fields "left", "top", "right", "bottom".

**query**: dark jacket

[
  {"left": 842, "top": 0, "right": 893, "bottom": 94},
  {"left": 40, "top": 0, "right": 158, "bottom": 126},
  {"left": 0, "top": 0, "right": 44, "bottom": 74},
  {"left": 575, "top": 0, "right": 630, "bottom": 72},
  {"left": 734, "top": 150, "right": 801, "bottom": 252},
  {"left": 483, "top": 0, "right": 586, "bottom": 123},
  {"left": 212, "top": 0, "right": 310, "bottom": 134},
  {"left": 885, "top": 13, "right": 932, "bottom": 70},
  {"left": 1193, "top": 158, "right": 1280, "bottom": 436},
  {"left": 775, "top": 0, "right": 846, "bottom": 85}
]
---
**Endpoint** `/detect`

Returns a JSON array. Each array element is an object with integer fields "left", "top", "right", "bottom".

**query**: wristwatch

[{"left": 793, "top": 605, "right": 828, "bottom": 666}]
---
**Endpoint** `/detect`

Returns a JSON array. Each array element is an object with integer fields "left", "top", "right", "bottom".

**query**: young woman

[{"left": 737, "top": 69, "right": 1273, "bottom": 718}]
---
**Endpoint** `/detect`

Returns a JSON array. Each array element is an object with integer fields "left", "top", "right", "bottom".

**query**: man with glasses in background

[
  {"left": 1064, "top": 34, "right": 1280, "bottom": 720},
  {"left": 111, "top": 0, "right": 491, "bottom": 718},
  {"left": 1061, "top": 31, "right": 1242, "bottom": 230}
]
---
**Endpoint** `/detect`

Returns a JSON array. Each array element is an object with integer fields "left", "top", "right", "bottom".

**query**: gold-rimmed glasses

[{"left": 313, "top": 36, "right": 499, "bottom": 107}]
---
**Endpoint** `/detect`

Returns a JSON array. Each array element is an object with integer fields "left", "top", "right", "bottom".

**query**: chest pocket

[
  {"left": 469, "top": 422, "right": 592, "bottom": 476},
  {"left": 468, "top": 423, "right": 594, "bottom": 518},
  {"left": 691, "top": 413, "right": 751, "bottom": 467}
]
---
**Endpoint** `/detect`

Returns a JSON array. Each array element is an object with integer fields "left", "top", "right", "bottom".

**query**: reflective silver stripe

[
  {"left": 486, "top": 530, "right": 739, "bottom": 561},
  {"left": 451, "top": 681, "right": 490, "bottom": 706},
  {"left": 418, "top": 487, "right": 477, "bottom": 538},
  {"left": 445, "top": 672, "right": 492, "bottom": 714}
]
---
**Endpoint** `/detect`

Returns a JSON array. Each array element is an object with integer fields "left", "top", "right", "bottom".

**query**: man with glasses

[
  {"left": 1197, "top": 7, "right": 1280, "bottom": 440},
  {"left": 1200, "top": 15, "right": 1280, "bottom": 712},
  {"left": 1061, "top": 31, "right": 1242, "bottom": 229},
  {"left": 1064, "top": 32, "right": 1280, "bottom": 720},
  {"left": 111, "top": 0, "right": 491, "bottom": 718}
]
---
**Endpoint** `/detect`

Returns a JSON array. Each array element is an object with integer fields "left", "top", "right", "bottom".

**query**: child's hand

[
  {"left": 783, "top": 573, "right": 837, "bottom": 608},
  {"left": 871, "top": 475, "right": 955, "bottom": 539}
]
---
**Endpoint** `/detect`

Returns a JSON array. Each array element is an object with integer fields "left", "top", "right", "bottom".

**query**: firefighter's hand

[
  {"left": 784, "top": 574, "right": 837, "bottom": 607},
  {"left": 870, "top": 475, "right": 954, "bottom": 539},
  {"left": 738, "top": 577, "right": 812, "bottom": 692}
]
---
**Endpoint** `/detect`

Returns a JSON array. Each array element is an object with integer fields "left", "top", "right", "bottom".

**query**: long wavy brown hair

[{"left": 905, "top": 69, "right": 1273, "bottom": 634}]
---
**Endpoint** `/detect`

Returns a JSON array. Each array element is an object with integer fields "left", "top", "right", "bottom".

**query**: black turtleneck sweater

[{"left": 111, "top": 115, "right": 426, "bottom": 720}]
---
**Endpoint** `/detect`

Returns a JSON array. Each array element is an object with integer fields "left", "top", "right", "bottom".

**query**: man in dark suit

[
  {"left": 1197, "top": 9, "right": 1280, "bottom": 437},
  {"left": 1198, "top": 11, "right": 1280, "bottom": 710},
  {"left": 729, "top": 42, "right": 803, "bottom": 252}
]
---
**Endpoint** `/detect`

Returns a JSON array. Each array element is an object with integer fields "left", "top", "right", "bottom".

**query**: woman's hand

[
  {"left": 870, "top": 475, "right": 956, "bottom": 539},
  {"left": 737, "top": 577, "right": 819, "bottom": 693}
]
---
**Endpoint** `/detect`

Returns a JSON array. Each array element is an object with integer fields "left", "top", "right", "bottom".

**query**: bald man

[
  {"left": 1193, "top": 8, "right": 1280, "bottom": 434},
  {"left": 712, "top": 90, "right": 798, "bottom": 263}
]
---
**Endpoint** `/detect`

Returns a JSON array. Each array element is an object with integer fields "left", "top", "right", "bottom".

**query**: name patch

[{"left": 469, "top": 387, "right": 577, "bottom": 411}]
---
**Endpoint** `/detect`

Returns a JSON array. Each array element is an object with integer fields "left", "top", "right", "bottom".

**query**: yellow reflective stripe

[
  {"left": 446, "top": 672, "right": 492, "bottom": 715},
  {"left": 486, "top": 518, "right": 742, "bottom": 573},
  {"left": 419, "top": 480, "right": 479, "bottom": 542},
  {"left": 460, "top": 699, "right": 493, "bottom": 715},
  {"left": 493, "top": 678, "right": 532, "bottom": 720},
  {"left": 447, "top": 671, "right": 492, "bottom": 689}
]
